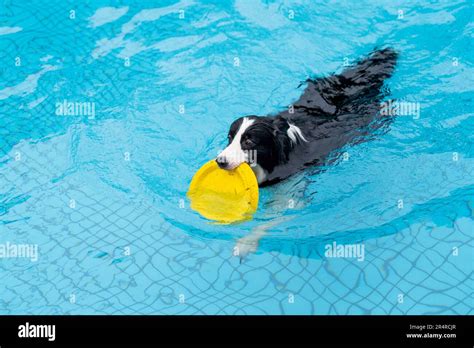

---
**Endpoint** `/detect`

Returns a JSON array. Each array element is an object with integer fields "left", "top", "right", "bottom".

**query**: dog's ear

[{"left": 272, "top": 127, "right": 291, "bottom": 165}]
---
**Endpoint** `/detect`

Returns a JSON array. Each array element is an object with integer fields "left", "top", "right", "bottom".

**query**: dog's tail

[
  {"left": 338, "top": 47, "right": 398, "bottom": 104},
  {"left": 294, "top": 48, "right": 398, "bottom": 116}
]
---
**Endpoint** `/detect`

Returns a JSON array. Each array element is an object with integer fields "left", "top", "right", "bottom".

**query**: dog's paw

[{"left": 233, "top": 237, "right": 259, "bottom": 263}]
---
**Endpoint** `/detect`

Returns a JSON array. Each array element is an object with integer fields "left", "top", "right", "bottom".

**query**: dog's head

[{"left": 216, "top": 116, "right": 291, "bottom": 174}]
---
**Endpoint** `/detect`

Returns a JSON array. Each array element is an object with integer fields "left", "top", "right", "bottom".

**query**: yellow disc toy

[{"left": 187, "top": 160, "right": 259, "bottom": 223}]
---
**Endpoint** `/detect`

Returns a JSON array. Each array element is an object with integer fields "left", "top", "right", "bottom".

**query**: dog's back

[{"left": 266, "top": 48, "right": 398, "bottom": 184}]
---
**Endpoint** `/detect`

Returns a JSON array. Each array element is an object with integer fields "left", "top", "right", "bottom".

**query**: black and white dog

[{"left": 216, "top": 48, "right": 398, "bottom": 186}]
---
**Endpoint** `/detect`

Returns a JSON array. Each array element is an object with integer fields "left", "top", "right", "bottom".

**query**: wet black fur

[{"left": 225, "top": 48, "right": 399, "bottom": 186}]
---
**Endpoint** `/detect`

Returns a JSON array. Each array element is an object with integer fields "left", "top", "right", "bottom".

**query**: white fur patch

[
  {"left": 217, "top": 117, "right": 255, "bottom": 169},
  {"left": 287, "top": 122, "right": 308, "bottom": 144},
  {"left": 251, "top": 164, "right": 268, "bottom": 184}
]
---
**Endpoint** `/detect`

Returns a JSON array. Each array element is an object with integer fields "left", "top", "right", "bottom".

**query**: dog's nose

[{"left": 216, "top": 156, "right": 229, "bottom": 169}]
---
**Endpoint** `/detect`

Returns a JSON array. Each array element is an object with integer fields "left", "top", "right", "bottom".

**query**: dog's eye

[{"left": 243, "top": 138, "right": 255, "bottom": 147}]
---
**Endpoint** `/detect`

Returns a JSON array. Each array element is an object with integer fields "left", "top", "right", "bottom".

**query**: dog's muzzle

[{"left": 215, "top": 147, "right": 246, "bottom": 170}]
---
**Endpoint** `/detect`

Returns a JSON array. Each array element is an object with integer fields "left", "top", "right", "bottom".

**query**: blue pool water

[{"left": 0, "top": 0, "right": 472, "bottom": 314}]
